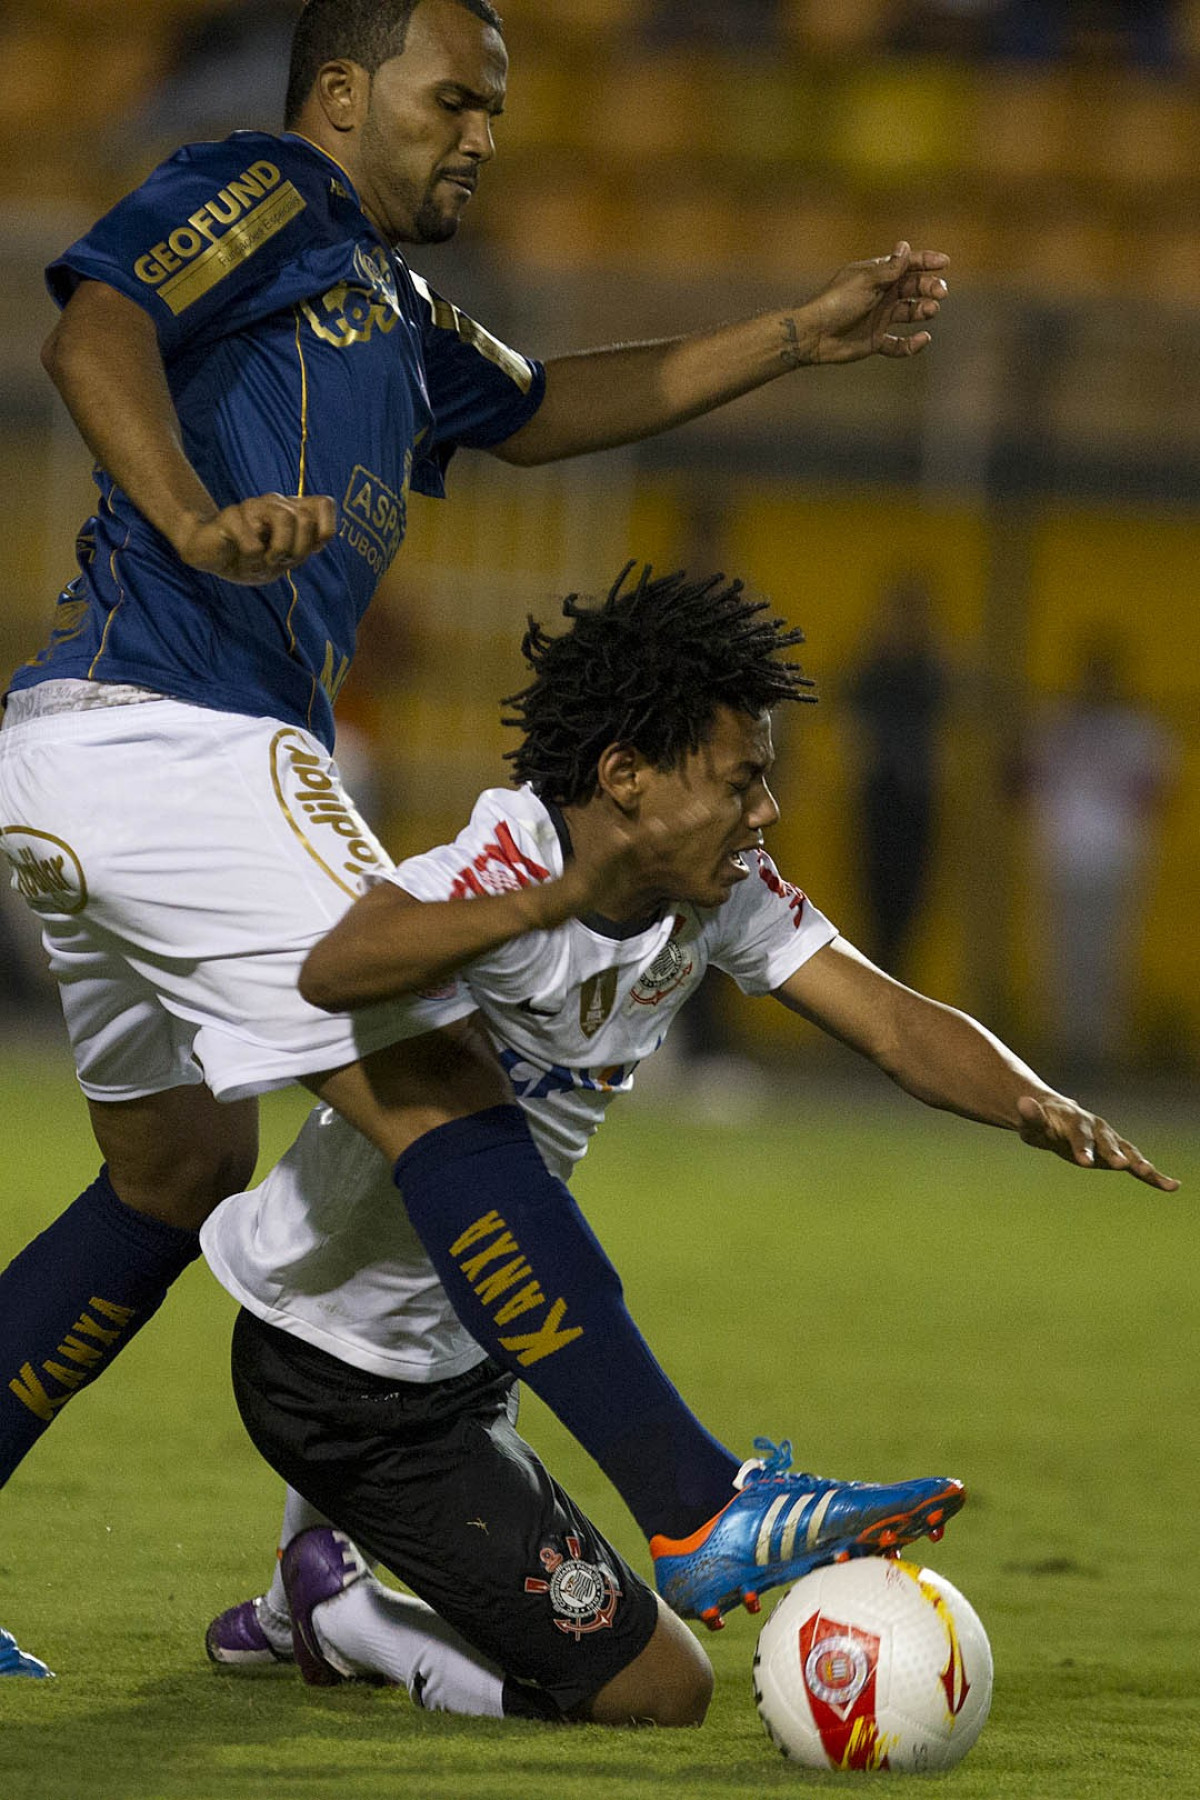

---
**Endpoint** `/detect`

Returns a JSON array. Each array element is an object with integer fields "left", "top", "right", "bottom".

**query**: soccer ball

[{"left": 753, "top": 1558, "right": 992, "bottom": 1774}]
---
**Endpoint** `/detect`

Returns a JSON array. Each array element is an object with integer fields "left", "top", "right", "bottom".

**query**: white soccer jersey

[
  {"left": 395, "top": 785, "right": 837, "bottom": 1172},
  {"left": 202, "top": 784, "right": 837, "bottom": 1379}
]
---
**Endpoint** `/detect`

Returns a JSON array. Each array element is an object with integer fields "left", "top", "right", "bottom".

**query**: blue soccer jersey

[{"left": 11, "top": 132, "right": 545, "bottom": 749}]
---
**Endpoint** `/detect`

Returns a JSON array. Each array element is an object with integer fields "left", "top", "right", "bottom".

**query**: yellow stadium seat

[
  {"left": 1143, "top": 222, "right": 1200, "bottom": 309},
  {"left": 826, "top": 61, "right": 976, "bottom": 183},
  {"left": 618, "top": 188, "right": 750, "bottom": 277},
  {"left": 748, "top": 193, "right": 872, "bottom": 284},
  {"left": 0, "top": 25, "right": 75, "bottom": 136},
  {"left": 1009, "top": 214, "right": 1130, "bottom": 300},
  {"left": 485, "top": 170, "right": 619, "bottom": 274},
  {"left": 496, "top": 52, "right": 578, "bottom": 153},
  {"left": 592, "top": 55, "right": 713, "bottom": 160},
  {"left": 590, "top": 49, "right": 817, "bottom": 164},
  {"left": 970, "top": 68, "right": 1077, "bottom": 182},
  {"left": 1086, "top": 79, "right": 1199, "bottom": 188},
  {"left": 854, "top": 198, "right": 993, "bottom": 284},
  {"left": 530, "top": 0, "right": 646, "bottom": 42},
  {"left": 783, "top": 0, "right": 892, "bottom": 55},
  {"left": 1182, "top": 0, "right": 1200, "bottom": 63},
  {"left": 708, "top": 63, "right": 821, "bottom": 165}
]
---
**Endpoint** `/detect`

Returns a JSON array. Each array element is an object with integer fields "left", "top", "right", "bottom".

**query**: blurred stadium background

[{"left": 2, "top": 0, "right": 1199, "bottom": 1090}]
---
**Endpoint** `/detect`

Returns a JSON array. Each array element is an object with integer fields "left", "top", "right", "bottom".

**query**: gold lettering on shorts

[
  {"left": 269, "top": 727, "right": 392, "bottom": 898},
  {"left": 0, "top": 827, "right": 88, "bottom": 914}
]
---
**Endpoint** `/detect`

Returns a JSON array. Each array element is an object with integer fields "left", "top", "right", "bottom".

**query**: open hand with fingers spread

[
  {"left": 792, "top": 242, "right": 950, "bottom": 365},
  {"left": 1016, "top": 1094, "right": 1180, "bottom": 1192},
  {"left": 174, "top": 493, "right": 338, "bottom": 585}
]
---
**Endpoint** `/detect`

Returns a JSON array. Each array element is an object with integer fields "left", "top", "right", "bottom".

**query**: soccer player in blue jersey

[{"left": 0, "top": 0, "right": 954, "bottom": 1672}]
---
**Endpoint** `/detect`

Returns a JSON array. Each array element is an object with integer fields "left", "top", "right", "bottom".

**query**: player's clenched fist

[{"left": 174, "top": 493, "right": 338, "bottom": 584}]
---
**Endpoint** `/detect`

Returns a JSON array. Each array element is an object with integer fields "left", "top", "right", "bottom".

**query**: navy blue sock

[
  {"left": 0, "top": 1166, "right": 200, "bottom": 1485},
  {"left": 395, "top": 1105, "right": 740, "bottom": 1540}
]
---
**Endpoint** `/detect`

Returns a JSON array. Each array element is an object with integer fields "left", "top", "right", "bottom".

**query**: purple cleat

[
  {"left": 280, "top": 1526, "right": 373, "bottom": 1687},
  {"left": 0, "top": 1627, "right": 54, "bottom": 1678},
  {"left": 205, "top": 1596, "right": 294, "bottom": 1668}
]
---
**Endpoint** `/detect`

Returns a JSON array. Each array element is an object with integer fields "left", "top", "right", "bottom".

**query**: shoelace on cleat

[{"left": 748, "top": 1436, "right": 794, "bottom": 1480}]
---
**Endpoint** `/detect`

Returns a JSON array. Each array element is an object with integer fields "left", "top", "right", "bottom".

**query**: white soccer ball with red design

[{"left": 753, "top": 1558, "right": 992, "bottom": 1773}]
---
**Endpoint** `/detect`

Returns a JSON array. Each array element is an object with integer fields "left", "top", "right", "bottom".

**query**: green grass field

[{"left": 0, "top": 1045, "right": 1195, "bottom": 1800}]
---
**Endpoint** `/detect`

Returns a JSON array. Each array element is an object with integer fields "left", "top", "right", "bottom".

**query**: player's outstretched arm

[
  {"left": 42, "top": 280, "right": 336, "bottom": 584},
  {"left": 775, "top": 937, "right": 1180, "bottom": 1193},
  {"left": 492, "top": 242, "right": 948, "bottom": 466}
]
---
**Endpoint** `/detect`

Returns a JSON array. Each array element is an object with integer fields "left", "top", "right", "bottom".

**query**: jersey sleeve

[
  {"left": 391, "top": 788, "right": 561, "bottom": 905},
  {"left": 408, "top": 271, "right": 545, "bottom": 492},
  {"left": 45, "top": 136, "right": 323, "bottom": 359},
  {"left": 707, "top": 849, "right": 837, "bottom": 996}
]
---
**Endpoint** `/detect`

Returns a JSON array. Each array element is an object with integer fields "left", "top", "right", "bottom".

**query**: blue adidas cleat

[
  {"left": 650, "top": 1438, "right": 966, "bottom": 1631},
  {"left": 0, "top": 1627, "right": 54, "bottom": 1678}
]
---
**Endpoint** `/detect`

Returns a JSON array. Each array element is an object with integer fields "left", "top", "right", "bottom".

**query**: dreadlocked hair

[{"left": 503, "top": 562, "right": 816, "bottom": 804}]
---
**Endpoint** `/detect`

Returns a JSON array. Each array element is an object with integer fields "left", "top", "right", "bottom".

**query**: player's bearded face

[
  {"left": 639, "top": 708, "right": 781, "bottom": 910},
  {"left": 356, "top": 6, "right": 506, "bottom": 245}
]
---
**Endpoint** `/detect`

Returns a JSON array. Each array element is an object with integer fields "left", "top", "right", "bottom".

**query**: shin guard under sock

[
  {"left": 0, "top": 1166, "right": 201, "bottom": 1483},
  {"left": 395, "top": 1106, "right": 740, "bottom": 1539}
]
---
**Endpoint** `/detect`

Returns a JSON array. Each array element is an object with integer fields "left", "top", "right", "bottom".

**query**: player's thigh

[
  {"left": 230, "top": 1315, "right": 665, "bottom": 1719},
  {"left": 8, "top": 892, "right": 258, "bottom": 1224},
  {"left": 0, "top": 702, "right": 472, "bottom": 1108},
  {"left": 87, "top": 1086, "right": 259, "bottom": 1228},
  {"left": 305, "top": 1015, "right": 511, "bottom": 1162}
]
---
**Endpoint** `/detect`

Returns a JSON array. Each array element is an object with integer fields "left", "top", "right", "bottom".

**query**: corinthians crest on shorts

[{"left": 524, "top": 1536, "right": 621, "bottom": 1640}]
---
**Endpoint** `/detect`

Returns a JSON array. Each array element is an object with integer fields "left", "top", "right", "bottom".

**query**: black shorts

[{"left": 231, "top": 1309, "right": 660, "bottom": 1717}]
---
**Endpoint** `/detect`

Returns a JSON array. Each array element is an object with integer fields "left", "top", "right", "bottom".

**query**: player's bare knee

[
  {"left": 644, "top": 1643, "right": 713, "bottom": 1728},
  {"left": 90, "top": 1091, "right": 258, "bottom": 1226},
  {"left": 106, "top": 1145, "right": 256, "bottom": 1226},
  {"left": 584, "top": 1601, "right": 713, "bottom": 1728}
]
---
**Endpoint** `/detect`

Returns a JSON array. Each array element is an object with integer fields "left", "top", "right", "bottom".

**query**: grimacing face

[
  {"left": 638, "top": 705, "right": 782, "bottom": 911},
  {"left": 354, "top": 0, "right": 507, "bottom": 243}
]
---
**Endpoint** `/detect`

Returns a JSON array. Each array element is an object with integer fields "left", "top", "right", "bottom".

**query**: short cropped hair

[
  {"left": 284, "top": 0, "right": 504, "bottom": 127},
  {"left": 504, "top": 562, "right": 816, "bottom": 804}
]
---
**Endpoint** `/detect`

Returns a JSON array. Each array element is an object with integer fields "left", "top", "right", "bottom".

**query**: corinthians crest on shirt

[
  {"left": 524, "top": 1536, "right": 621, "bottom": 1639},
  {"left": 628, "top": 916, "right": 694, "bottom": 1009}
]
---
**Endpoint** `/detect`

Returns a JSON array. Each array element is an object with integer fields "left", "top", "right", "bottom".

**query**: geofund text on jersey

[{"left": 132, "top": 162, "right": 306, "bottom": 315}]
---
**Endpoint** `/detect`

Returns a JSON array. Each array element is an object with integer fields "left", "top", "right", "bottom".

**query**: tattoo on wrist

[{"left": 780, "top": 316, "right": 807, "bottom": 369}]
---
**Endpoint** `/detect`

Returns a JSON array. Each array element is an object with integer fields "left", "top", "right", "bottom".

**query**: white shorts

[{"left": 0, "top": 699, "right": 473, "bottom": 1103}]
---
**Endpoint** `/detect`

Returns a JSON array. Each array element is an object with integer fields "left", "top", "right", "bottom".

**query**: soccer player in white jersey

[{"left": 200, "top": 566, "right": 1175, "bottom": 1724}]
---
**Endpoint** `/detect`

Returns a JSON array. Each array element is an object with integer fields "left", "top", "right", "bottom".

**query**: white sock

[
  {"left": 314, "top": 1579, "right": 507, "bottom": 1718},
  {"left": 264, "top": 1486, "right": 332, "bottom": 1626}
]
